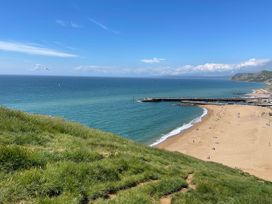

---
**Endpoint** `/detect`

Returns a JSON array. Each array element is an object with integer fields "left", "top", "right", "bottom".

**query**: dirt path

[{"left": 160, "top": 173, "right": 196, "bottom": 204}]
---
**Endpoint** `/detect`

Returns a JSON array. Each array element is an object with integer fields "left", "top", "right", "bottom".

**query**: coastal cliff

[
  {"left": 232, "top": 70, "right": 272, "bottom": 92},
  {"left": 1, "top": 107, "right": 272, "bottom": 203},
  {"left": 231, "top": 70, "right": 272, "bottom": 83}
]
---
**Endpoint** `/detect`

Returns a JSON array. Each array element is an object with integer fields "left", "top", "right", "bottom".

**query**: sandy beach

[{"left": 157, "top": 104, "right": 272, "bottom": 181}]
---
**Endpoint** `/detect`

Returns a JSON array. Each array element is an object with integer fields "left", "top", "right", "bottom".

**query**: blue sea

[{"left": 0, "top": 76, "right": 263, "bottom": 145}]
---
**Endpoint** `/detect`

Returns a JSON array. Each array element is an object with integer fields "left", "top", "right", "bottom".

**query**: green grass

[
  {"left": 0, "top": 107, "right": 272, "bottom": 203},
  {"left": 232, "top": 70, "right": 272, "bottom": 83}
]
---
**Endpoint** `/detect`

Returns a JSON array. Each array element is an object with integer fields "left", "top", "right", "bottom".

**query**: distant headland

[{"left": 232, "top": 70, "right": 272, "bottom": 91}]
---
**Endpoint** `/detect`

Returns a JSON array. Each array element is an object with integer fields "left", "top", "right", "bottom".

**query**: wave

[{"left": 150, "top": 107, "right": 208, "bottom": 147}]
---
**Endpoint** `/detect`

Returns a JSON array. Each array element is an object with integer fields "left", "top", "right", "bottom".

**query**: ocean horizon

[{"left": 0, "top": 75, "right": 263, "bottom": 145}]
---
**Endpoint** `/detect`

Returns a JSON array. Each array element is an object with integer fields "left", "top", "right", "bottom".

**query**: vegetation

[
  {"left": 232, "top": 70, "right": 272, "bottom": 91},
  {"left": 231, "top": 70, "right": 272, "bottom": 83},
  {"left": 0, "top": 107, "right": 272, "bottom": 203}
]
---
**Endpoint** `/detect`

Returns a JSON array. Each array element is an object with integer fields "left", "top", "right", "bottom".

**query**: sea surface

[{"left": 0, "top": 75, "right": 263, "bottom": 145}]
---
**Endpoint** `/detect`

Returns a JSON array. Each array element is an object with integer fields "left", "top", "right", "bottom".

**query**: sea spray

[{"left": 150, "top": 107, "right": 208, "bottom": 147}]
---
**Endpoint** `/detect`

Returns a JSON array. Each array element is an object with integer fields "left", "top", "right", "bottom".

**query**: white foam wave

[{"left": 150, "top": 107, "right": 208, "bottom": 147}]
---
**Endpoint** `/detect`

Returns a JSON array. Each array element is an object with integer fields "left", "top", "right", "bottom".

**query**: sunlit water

[{"left": 0, "top": 76, "right": 263, "bottom": 145}]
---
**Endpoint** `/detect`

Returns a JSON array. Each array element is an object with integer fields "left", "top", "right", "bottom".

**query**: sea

[{"left": 0, "top": 75, "right": 263, "bottom": 145}]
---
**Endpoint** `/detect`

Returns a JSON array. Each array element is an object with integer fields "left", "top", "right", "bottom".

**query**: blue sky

[{"left": 0, "top": 0, "right": 272, "bottom": 77}]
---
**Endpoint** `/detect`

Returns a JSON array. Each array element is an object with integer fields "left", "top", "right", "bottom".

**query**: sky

[{"left": 0, "top": 0, "right": 272, "bottom": 77}]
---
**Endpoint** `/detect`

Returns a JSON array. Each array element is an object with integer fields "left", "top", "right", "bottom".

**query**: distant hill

[
  {"left": 1, "top": 107, "right": 272, "bottom": 203},
  {"left": 231, "top": 70, "right": 272, "bottom": 83}
]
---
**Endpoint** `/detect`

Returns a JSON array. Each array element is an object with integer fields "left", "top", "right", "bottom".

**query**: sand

[
  {"left": 157, "top": 105, "right": 272, "bottom": 181},
  {"left": 246, "top": 89, "right": 272, "bottom": 98}
]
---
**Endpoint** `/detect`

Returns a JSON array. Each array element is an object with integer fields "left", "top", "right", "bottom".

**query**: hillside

[
  {"left": 0, "top": 108, "right": 272, "bottom": 204},
  {"left": 231, "top": 70, "right": 272, "bottom": 83}
]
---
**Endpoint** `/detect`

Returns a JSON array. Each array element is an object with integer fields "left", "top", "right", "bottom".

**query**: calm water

[{"left": 0, "top": 76, "right": 263, "bottom": 145}]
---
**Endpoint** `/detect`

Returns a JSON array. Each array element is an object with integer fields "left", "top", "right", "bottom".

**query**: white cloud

[
  {"left": 75, "top": 65, "right": 110, "bottom": 72},
  {"left": 88, "top": 18, "right": 119, "bottom": 34},
  {"left": 193, "top": 63, "right": 233, "bottom": 72},
  {"left": 56, "top": 19, "right": 82, "bottom": 28},
  {"left": 236, "top": 58, "right": 269, "bottom": 68},
  {"left": 141, "top": 57, "right": 166, "bottom": 64},
  {"left": 74, "top": 58, "right": 271, "bottom": 76},
  {"left": 162, "top": 58, "right": 271, "bottom": 76},
  {"left": 75, "top": 65, "right": 175, "bottom": 76},
  {"left": 187, "top": 58, "right": 270, "bottom": 73},
  {"left": 0, "top": 41, "right": 77, "bottom": 57},
  {"left": 75, "top": 65, "right": 149, "bottom": 75},
  {"left": 32, "top": 64, "right": 49, "bottom": 71}
]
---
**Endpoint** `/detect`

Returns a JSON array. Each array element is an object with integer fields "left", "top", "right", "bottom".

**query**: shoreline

[
  {"left": 149, "top": 81, "right": 270, "bottom": 148},
  {"left": 154, "top": 105, "right": 211, "bottom": 148},
  {"left": 156, "top": 104, "right": 272, "bottom": 181},
  {"left": 150, "top": 107, "right": 208, "bottom": 147}
]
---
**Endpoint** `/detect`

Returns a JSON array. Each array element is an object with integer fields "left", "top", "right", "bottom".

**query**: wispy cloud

[
  {"left": 75, "top": 65, "right": 145, "bottom": 75},
  {"left": 75, "top": 65, "right": 111, "bottom": 72},
  {"left": 32, "top": 64, "right": 49, "bottom": 71},
  {"left": 70, "top": 22, "right": 81, "bottom": 28},
  {"left": 74, "top": 65, "right": 172, "bottom": 76},
  {"left": 88, "top": 18, "right": 119, "bottom": 34},
  {"left": 74, "top": 58, "right": 271, "bottom": 76},
  {"left": 56, "top": 19, "right": 82, "bottom": 28},
  {"left": 141, "top": 57, "right": 166, "bottom": 64},
  {"left": 56, "top": 19, "right": 66, "bottom": 27},
  {"left": 0, "top": 41, "right": 77, "bottom": 57}
]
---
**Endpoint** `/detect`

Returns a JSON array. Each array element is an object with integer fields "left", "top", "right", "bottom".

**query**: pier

[{"left": 140, "top": 97, "right": 272, "bottom": 106}]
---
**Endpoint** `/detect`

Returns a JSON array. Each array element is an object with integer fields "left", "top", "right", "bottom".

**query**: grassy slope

[
  {"left": 231, "top": 70, "right": 272, "bottom": 82},
  {"left": 0, "top": 108, "right": 272, "bottom": 204}
]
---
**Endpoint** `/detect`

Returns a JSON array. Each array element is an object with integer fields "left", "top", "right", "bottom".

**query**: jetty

[{"left": 140, "top": 97, "right": 272, "bottom": 106}]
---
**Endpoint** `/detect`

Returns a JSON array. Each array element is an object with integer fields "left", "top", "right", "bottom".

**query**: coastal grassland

[{"left": 0, "top": 107, "right": 272, "bottom": 204}]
